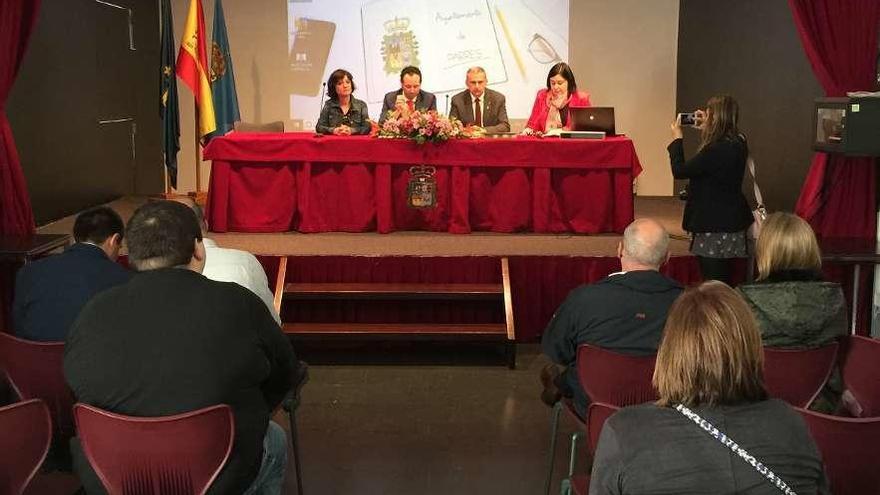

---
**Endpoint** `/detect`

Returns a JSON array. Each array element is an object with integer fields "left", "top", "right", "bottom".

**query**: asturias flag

[
  {"left": 207, "top": 0, "right": 240, "bottom": 140},
  {"left": 176, "top": 0, "right": 216, "bottom": 139},
  {"left": 160, "top": 0, "right": 180, "bottom": 188}
]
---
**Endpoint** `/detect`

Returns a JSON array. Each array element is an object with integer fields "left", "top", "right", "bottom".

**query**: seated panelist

[
  {"left": 522, "top": 62, "right": 591, "bottom": 136},
  {"left": 378, "top": 66, "right": 437, "bottom": 125},
  {"left": 316, "top": 69, "right": 371, "bottom": 135},
  {"left": 449, "top": 67, "right": 510, "bottom": 134}
]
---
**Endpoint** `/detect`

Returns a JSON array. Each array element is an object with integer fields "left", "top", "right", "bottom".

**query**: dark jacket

[
  {"left": 378, "top": 89, "right": 437, "bottom": 124},
  {"left": 12, "top": 243, "right": 131, "bottom": 341},
  {"left": 316, "top": 97, "right": 371, "bottom": 135},
  {"left": 668, "top": 137, "right": 753, "bottom": 233},
  {"left": 542, "top": 270, "right": 683, "bottom": 415},
  {"left": 448, "top": 88, "right": 510, "bottom": 133},
  {"left": 738, "top": 270, "right": 847, "bottom": 349},
  {"left": 590, "top": 400, "right": 829, "bottom": 494},
  {"left": 64, "top": 268, "right": 297, "bottom": 495}
]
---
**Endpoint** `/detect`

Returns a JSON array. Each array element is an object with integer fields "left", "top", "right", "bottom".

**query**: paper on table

[{"left": 361, "top": 0, "right": 508, "bottom": 102}]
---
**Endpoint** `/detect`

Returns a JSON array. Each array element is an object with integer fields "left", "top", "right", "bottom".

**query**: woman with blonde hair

[
  {"left": 739, "top": 212, "right": 847, "bottom": 349},
  {"left": 669, "top": 95, "right": 754, "bottom": 285},
  {"left": 589, "top": 282, "right": 828, "bottom": 494}
]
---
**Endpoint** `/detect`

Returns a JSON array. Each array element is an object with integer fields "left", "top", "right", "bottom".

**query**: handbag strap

[
  {"left": 747, "top": 156, "right": 765, "bottom": 209},
  {"left": 674, "top": 404, "right": 797, "bottom": 495}
]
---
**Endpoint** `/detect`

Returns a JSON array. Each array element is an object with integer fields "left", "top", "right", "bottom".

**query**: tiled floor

[{"left": 275, "top": 343, "right": 583, "bottom": 495}]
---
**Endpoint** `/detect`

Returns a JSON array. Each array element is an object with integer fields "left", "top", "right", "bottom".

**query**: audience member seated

[
  {"left": 521, "top": 62, "right": 591, "bottom": 136},
  {"left": 590, "top": 282, "right": 829, "bottom": 494},
  {"left": 12, "top": 206, "right": 130, "bottom": 341},
  {"left": 738, "top": 212, "right": 847, "bottom": 349},
  {"left": 175, "top": 197, "right": 281, "bottom": 324},
  {"left": 64, "top": 201, "right": 299, "bottom": 495},
  {"left": 540, "top": 218, "right": 683, "bottom": 417}
]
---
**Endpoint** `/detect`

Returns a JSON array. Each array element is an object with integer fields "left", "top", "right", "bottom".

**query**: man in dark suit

[
  {"left": 65, "top": 201, "right": 299, "bottom": 495},
  {"left": 12, "top": 206, "right": 130, "bottom": 341},
  {"left": 449, "top": 67, "right": 510, "bottom": 133},
  {"left": 378, "top": 65, "right": 437, "bottom": 125}
]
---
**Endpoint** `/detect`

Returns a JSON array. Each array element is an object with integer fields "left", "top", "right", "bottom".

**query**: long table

[{"left": 203, "top": 133, "right": 642, "bottom": 234}]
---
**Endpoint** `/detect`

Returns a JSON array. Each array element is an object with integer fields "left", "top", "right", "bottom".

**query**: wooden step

[
  {"left": 283, "top": 322, "right": 510, "bottom": 340},
  {"left": 283, "top": 282, "right": 503, "bottom": 299}
]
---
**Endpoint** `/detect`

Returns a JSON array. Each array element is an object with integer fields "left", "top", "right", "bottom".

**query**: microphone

[
  {"left": 314, "top": 82, "right": 328, "bottom": 138},
  {"left": 445, "top": 94, "right": 450, "bottom": 116}
]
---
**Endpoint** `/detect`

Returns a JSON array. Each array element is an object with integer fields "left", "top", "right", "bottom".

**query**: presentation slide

[{"left": 287, "top": 0, "right": 569, "bottom": 130}]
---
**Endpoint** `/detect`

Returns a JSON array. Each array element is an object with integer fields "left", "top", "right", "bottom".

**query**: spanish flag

[{"left": 176, "top": 0, "right": 216, "bottom": 139}]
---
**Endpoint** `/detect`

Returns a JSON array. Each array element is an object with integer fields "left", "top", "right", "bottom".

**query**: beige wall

[
  {"left": 570, "top": 0, "right": 679, "bottom": 196},
  {"left": 174, "top": 0, "right": 679, "bottom": 196}
]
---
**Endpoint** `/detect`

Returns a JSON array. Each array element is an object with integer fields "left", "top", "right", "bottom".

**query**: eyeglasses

[{"left": 528, "top": 34, "right": 562, "bottom": 64}]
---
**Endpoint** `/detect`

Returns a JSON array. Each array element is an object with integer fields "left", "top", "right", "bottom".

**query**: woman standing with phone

[{"left": 669, "top": 95, "right": 753, "bottom": 285}]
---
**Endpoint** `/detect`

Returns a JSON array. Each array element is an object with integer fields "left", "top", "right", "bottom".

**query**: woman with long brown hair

[
  {"left": 669, "top": 95, "right": 754, "bottom": 285},
  {"left": 589, "top": 282, "right": 828, "bottom": 494}
]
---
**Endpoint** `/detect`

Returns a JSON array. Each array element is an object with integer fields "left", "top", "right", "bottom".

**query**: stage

[{"left": 31, "top": 195, "right": 874, "bottom": 341}]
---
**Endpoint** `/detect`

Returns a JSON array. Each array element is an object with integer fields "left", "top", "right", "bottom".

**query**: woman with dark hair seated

[
  {"left": 590, "top": 282, "right": 829, "bottom": 494},
  {"left": 738, "top": 212, "right": 847, "bottom": 349},
  {"left": 521, "top": 62, "right": 591, "bottom": 136},
  {"left": 316, "top": 69, "right": 371, "bottom": 135}
]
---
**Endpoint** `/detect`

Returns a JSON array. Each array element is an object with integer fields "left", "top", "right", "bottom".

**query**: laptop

[{"left": 569, "top": 107, "right": 616, "bottom": 135}]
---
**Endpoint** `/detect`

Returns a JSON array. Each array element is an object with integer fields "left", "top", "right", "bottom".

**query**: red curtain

[
  {"left": 0, "top": 0, "right": 39, "bottom": 236},
  {"left": 790, "top": 0, "right": 880, "bottom": 240}
]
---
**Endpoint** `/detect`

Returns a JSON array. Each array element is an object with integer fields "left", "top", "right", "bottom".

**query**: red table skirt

[{"left": 204, "top": 133, "right": 642, "bottom": 234}]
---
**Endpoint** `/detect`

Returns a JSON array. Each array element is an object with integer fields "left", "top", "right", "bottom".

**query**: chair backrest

[
  {"left": 73, "top": 403, "right": 234, "bottom": 495},
  {"left": 586, "top": 402, "right": 620, "bottom": 455},
  {"left": 798, "top": 408, "right": 880, "bottom": 494},
  {"left": 576, "top": 344, "right": 658, "bottom": 406},
  {"left": 233, "top": 120, "right": 284, "bottom": 133},
  {"left": 840, "top": 335, "right": 880, "bottom": 417},
  {"left": 763, "top": 343, "right": 838, "bottom": 408},
  {"left": 0, "top": 332, "right": 75, "bottom": 437},
  {"left": 0, "top": 399, "right": 52, "bottom": 495}
]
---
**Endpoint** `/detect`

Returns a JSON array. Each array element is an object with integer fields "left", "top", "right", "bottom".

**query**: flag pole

[{"left": 194, "top": 106, "right": 201, "bottom": 193}]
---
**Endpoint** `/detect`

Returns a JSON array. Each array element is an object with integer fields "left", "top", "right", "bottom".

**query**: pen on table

[{"left": 495, "top": 6, "right": 527, "bottom": 80}]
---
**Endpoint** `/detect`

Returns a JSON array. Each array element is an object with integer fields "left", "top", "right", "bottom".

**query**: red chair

[
  {"left": 763, "top": 343, "right": 838, "bottom": 408},
  {"left": 73, "top": 403, "right": 234, "bottom": 495},
  {"left": 798, "top": 408, "right": 880, "bottom": 494},
  {"left": 0, "top": 333, "right": 75, "bottom": 442},
  {"left": 564, "top": 402, "right": 620, "bottom": 495},
  {"left": 0, "top": 399, "right": 52, "bottom": 495},
  {"left": 545, "top": 345, "right": 657, "bottom": 495},
  {"left": 839, "top": 335, "right": 880, "bottom": 417}
]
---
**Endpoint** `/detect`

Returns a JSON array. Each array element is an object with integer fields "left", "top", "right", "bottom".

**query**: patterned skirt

[{"left": 690, "top": 231, "right": 749, "bottom": 258}]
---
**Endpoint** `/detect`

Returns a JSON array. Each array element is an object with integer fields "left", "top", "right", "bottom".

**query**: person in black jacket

[
  {"left": 65, "top": 201, "right": 299, "bottom": 495},
  {"left": 540, "top": 218, "right": 683, "bottom": 417},
  {"left": 13, "top": 206, "right": 130, "bottom": 341},
  {"left": 316, "top": 68, "right": 371, "bottom": 135},
  {"left": 668, "top": 95, "right": 753, "bottom": 285}
]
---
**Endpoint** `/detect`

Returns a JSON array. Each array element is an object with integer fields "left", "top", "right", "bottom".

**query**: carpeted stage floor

[{"left": 38, "top": 195, "right": 690, "bottom": 257}]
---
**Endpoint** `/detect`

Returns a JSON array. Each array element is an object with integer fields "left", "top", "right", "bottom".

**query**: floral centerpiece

[{"left": 377, "top": 110, "right": 466, "bottom": 144}]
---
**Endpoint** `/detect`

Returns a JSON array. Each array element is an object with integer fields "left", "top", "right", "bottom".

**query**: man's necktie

[
  {"left": 474, "top": 97, "right": 482, "bottom": 127},
  {"left": 407, "top": 100, "right": 415, "bottom": 112}
]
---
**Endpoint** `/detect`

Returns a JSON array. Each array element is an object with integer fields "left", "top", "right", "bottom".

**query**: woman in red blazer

[{"left": 522, "top": 62, "right": 592, "bottom": 135}]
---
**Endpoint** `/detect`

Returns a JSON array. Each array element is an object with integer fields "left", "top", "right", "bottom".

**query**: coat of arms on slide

[{"left": 381, "top": 17, "right": 420, "bottom": 75}]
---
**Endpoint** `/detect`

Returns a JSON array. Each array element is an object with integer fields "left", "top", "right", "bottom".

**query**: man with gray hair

[
  {"left": 540, "top": 218, "right": 683, "bottom": 416},
  {"left": 448, "top": 66, "right": 510, "bottom": 133}
]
